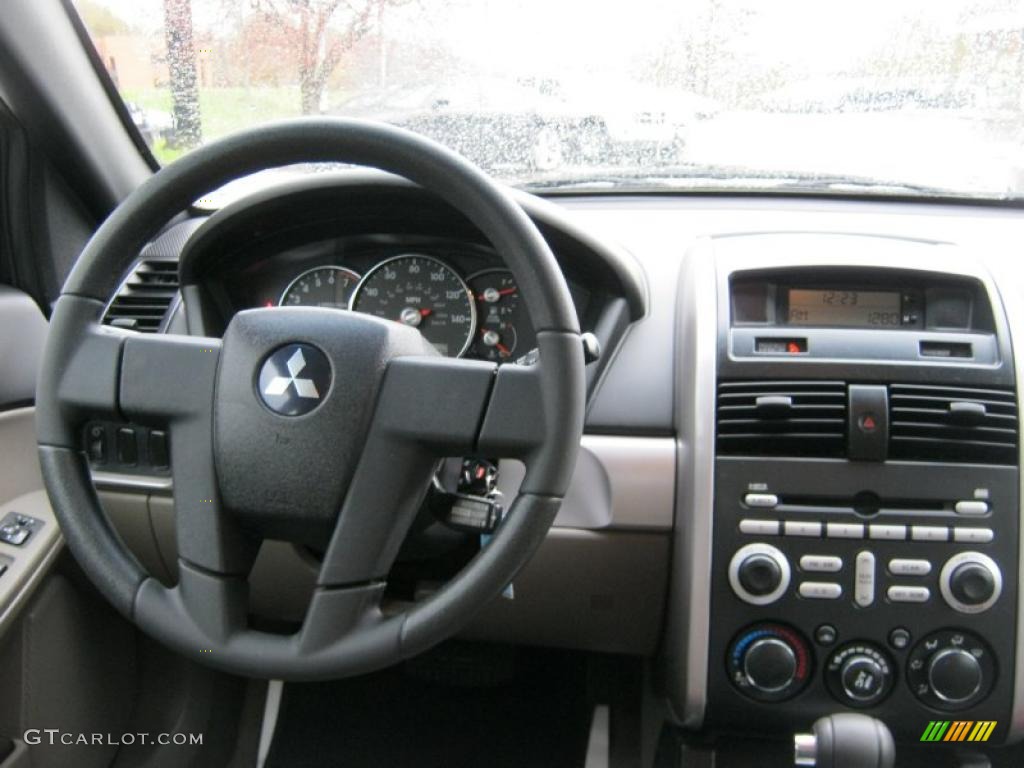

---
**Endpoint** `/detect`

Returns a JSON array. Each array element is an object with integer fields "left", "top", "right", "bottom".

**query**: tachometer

[
  {"left": 350, "top": 254, "right": 475, "bottom": 357},
  {"left": 466, "top": 269, "right": 535, "bottom": 362},
  {"left": 280, "top": 266, "right": 360, "bottom": 309}
]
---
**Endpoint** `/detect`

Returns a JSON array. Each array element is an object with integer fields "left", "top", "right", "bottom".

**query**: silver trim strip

[
  {"left": 667, "top": 236, "right": 717, "bottom": 727},
  {"left": 91, "top": 471, "right": 173, "bottom": 494},
  {"left": 991, "top": 261, "right": 1024, "bottom": 742},
  {"left": 256, "top": 679, "right": 284, "bottom": 768}
]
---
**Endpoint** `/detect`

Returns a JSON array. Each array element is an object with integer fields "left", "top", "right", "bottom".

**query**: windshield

[{"left": 75, "top": 0, "right": 1024, "bottom": 199}]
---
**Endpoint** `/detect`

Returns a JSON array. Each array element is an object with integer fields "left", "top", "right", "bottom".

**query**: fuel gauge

[{"left": 466, "top": 269, "right": 535, "bottom": 362}]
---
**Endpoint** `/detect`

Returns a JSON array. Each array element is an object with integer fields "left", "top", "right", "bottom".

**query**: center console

[{"left": 669, "top": 233, "right": 1021, "bottom": 747}]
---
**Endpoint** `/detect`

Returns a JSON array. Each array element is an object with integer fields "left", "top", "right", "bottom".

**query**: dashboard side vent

[
  {"left": 889, "top": 383, "right": 1018, "bottom": 465},
  {"left": 102, "top": 259, "right": 179, "bottom": 333},
  {"left": 717, "top": 380, "right": 848, "bottom": 457}
]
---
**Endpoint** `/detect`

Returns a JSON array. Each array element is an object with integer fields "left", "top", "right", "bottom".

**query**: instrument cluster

[{"left": 274, "top": 252, "right": 536, "bottom": 362}]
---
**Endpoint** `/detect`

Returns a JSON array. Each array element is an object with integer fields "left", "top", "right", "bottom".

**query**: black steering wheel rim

[{"left": 35, "top": 118, "right": 584, "bottom": 680}]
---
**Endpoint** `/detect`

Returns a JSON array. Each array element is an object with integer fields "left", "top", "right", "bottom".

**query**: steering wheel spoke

[{"left": 121, "top": 333, "right": 259, "bottom": 575}]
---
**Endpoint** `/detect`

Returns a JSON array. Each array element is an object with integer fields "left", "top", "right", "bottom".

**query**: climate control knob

[
  {"left": 940, "top": 552, "right": 1002, "bottom": 613},
  {"left": 728, "top": 623, "right": 812, "bottom": 702},
  {"left": 908, "top": 629, "right": 995, "bottom": 711},
  {"left": 825, "top": 643, "right": 894, "bottom": 707},
  {"left": 729, "top": 543, "right": 790, "bottom": 605}
]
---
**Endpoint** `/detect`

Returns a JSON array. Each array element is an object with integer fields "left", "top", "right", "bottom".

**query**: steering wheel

[{"left": 34, "top": 119, "right": 584, "bottom": 680}]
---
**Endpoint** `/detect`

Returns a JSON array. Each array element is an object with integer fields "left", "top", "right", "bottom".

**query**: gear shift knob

[{"left": 794, "top": 713, "right": 895, "bottom": 768}]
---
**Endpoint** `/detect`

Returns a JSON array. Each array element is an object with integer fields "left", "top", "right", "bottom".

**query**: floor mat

[{"left": 265, "top": 643, "right": 592, "bottom": 768}]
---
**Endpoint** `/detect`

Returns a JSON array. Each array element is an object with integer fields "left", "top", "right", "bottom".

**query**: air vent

[
  {"left": 717, "top": 380, "right": 848, "bottom": 457},
  {"left": 102, "top": 259, "right": 179, "bottom": 333},
  {"left": 889, "top": 383, "right": 1018, "bottom": 465}
]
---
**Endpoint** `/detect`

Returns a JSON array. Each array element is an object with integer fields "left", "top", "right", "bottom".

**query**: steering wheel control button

[
  {"left": 953, "top": 527, "right": 994, "bottom": 544},
  {"left": 744, "top": 493, "right": 779, "bottom": 509},
  {"left": 888, "top": 558, "right": 931, "bottom": 576},
  {"left": 116, "top": 427, "right": 138, "bottom": 465},
  {"left": 826, "top": 643, "right": 894, "bottom": 707},
  {"left": 888, "top": 628, "right": 911, "bottom": 651},
  {"left": 954, "top": 500, "right": 989, "bottom": 516},
  {"left": 815, "top": 624, "right": 838, "bottom": 646},
  {"left": 911, "top": 525, "right": 949, "bottom": 542},
  {"left": 940, "top": 552, "right": 1002, "bottom": 613},
  {"left": 854, "top": 550, "right": 876, "bottom": 607},
  {"left": 257, "top": 343, "right": 332, "bottom": 416},
  {"left": 729, "top": 543, "right": 790, "bottom": 605},
  {"left": 827, "top": 522, "right": 864, "bottom": 539},
  {"left": 728, "top": 623, "right": 812, "bottom": 702},
  {"left": 739, "top": 519, "right": 780, "bottom": 536},
  {"left": 908, "top": 630, "right": 995, "bottom": 710},
  {"left": 799, "top": 582, "right": 842, "bottom": 600},
  {"left": 868, "top": 524, "right": 905, "bottom": 541},
  {"left": 784, "top": 520, "right": 822, "bottom": 538},
  {"left": 800, "top": 555, "right": 842, "bottom": 573},
  {"left": 887, "top": 585, "right": 930, "bottom": 603}
]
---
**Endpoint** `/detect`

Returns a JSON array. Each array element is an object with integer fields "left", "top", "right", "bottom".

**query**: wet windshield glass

[{"left": 76, "top": 0, "right": 1024, "bottom": 198}]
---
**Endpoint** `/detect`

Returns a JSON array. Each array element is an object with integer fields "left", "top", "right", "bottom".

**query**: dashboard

[{"left": 92, "top": 176, "right": 1024, "bottom": 762}]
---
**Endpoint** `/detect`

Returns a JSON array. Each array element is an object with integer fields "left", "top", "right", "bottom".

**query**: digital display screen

[{"left": 787, "top": 289, "right": 902, "bottom": 328}]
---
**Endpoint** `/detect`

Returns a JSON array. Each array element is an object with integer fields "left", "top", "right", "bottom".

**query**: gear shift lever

[{"left": 794, "top": 713, "right": 895, "bottom": 768}]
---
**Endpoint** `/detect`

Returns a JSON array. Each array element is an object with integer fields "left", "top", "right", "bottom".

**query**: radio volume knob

[
  {"left": 940, "top": 552, "right": 1002, "bottom": 613},
  {"left": 729, "top": 543, "right": 790, "bottom": 605}
]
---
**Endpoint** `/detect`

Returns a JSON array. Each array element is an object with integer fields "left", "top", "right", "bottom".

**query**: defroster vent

[{"left": 716, "top": 380, "right": 848, "bottom": 458}]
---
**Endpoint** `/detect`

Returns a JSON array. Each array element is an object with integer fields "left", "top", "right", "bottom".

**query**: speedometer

[
  {"left": 280, "top": 266, "right": 360, "bottom": 309},
  {"left": 350, "top": 254, "right": 475, "bottom": 357}
]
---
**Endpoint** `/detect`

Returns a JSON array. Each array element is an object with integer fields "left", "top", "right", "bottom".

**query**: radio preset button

[
  {"left": 800, "top": 555, "right": 842, "bottom": 573},
  {"left": 854, "top": 551, "right": 875, "bottom": 607},
  {"left": 744, "top": 493, "right": 779, "bottom": 509},
  {"left": 784, "top": 521, "right": 822, "bottom": 538},
  {"left": 954, "top": 501, "right": 989, "bottom": 516},
  {"left": 869, "top": 524, "right": 906, "bottom": 541},
  {"left": 889, "top": 558, "right": 932, "bottom": 576},
  {"left": 887, "top": 585, "right": 930, "bottom": 603},
  {"left": 911, "top": 525, "right": 949, "bottom": 542},
  {"left": 953, "top": 527, "right": 994, "bottom": 544},
  {"left": 739, "top": 519, "right": 780, "bottom": 536},
  {"left": 827, "top": 522, "right": 864, "bottom": 539}
]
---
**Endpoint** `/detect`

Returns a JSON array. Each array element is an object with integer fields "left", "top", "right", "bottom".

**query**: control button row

[{"left": 739, "top": 519, "right": 993, "bottom": 544}]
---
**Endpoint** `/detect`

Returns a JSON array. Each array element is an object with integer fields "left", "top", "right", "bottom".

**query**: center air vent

[
  {"left": 717, "top": 380, "right": 848, "bottom": 457},
  {"left": 889, "top": 383, "right": 1018, "bottom": 465},
  {"left": 102, "top": 259, "right": 179, "bottom": 332}
]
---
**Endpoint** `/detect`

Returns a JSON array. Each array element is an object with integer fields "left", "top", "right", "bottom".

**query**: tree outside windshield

[{"left": 75, "top": 0, "right": 1024, "bottom": 198}]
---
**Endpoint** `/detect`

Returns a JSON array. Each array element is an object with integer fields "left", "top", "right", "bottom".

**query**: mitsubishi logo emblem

[{"left": 257, "top": 343, "right": 332, "bottom": 416}]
